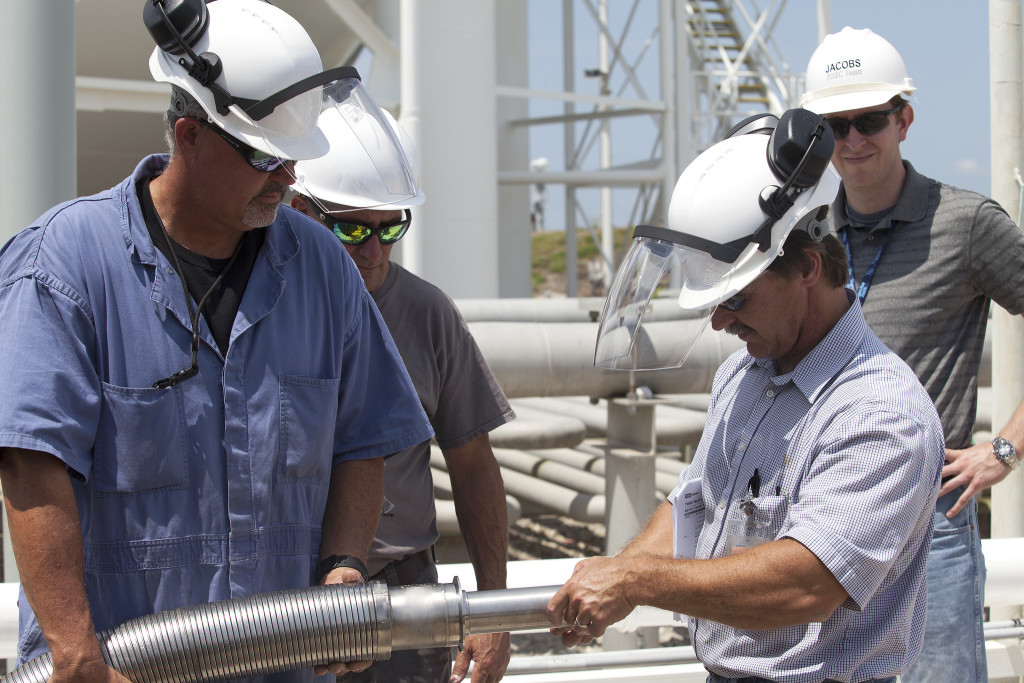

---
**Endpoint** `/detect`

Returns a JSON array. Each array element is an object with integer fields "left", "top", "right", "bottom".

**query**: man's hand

[
  {"left": 450, "top": 632, "right": 510, "bottom": 683},
  {"left": 941, "top": 443, "right": 1014, "bottom": 517},
  {"left": 314, "top": 567, "right": 374, "bottom": 677},
  {"left": 545, "top": 557, "right": 637, "bottom": 648},
  {"left": 47, "top": 653, "right": 132, "bottom": 683}
]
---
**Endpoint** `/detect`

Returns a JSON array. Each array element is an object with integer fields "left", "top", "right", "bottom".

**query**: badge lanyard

[{"left": 840, "top": 224, "right": 895, "bottom": 305}]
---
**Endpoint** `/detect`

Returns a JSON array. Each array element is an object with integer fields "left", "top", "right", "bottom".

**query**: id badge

[{"left": 725, "top": 498, "right": 771, "bottom": 555}]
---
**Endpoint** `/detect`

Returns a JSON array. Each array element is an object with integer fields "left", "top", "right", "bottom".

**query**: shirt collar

[
  {"left": 121, "top": 154, "right": 298, "bottom": 269},
  {"left": 752, "top": 289, "right": 866, "bottom": 403},
  {"left": 833, "top": 159, "right": 930, "bottom": 233}
]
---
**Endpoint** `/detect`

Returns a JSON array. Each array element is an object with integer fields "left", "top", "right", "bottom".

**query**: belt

[
  {"left": 707, "top": 675, "right": 895, "bottom": 683},
  {"left": 370, "top": 549, "right": 434, "bottom": 586}
]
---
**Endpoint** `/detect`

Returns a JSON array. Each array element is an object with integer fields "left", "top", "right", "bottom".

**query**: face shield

[
  {"left": 595, "top": 225, "right": 736, "bottom": 371},
  {"left": 595, "top": 109, "right": 839, "bottom": 373},
  {"left": 232, "top": 68, "right": 420, "bottom": 213}
]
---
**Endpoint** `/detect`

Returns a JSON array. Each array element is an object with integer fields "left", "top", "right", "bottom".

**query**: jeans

[
  {"left": 901, "top": 488, "right": 987, "bottom": 683},
  {"left": 705, "top": 676, "right": 896, "bottom": 683},
  {"left": 337, "top": 563, "right": 453, "bottom": 683}
]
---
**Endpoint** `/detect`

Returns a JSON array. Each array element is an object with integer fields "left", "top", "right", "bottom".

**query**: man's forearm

[
  {"left": 0, "top": 448, "right": 103, "bottom": 671},
  {"left": 550, "top": 536, "right": 849, "bottom": 636},
  {"left": 446, "top": 436, "right": 508, "bottom": 590},
  {"left": 996, "top": 395, "right": 1024, "bottom": 455},
  {"left": 633, "top": 538, "right": 848, "bottom": 629},
  {"left": 319, "top": 456, "right": 384, "bottom": 563},
  {"left": 617, "top": 501, "right": 674, "bottom": 559}
]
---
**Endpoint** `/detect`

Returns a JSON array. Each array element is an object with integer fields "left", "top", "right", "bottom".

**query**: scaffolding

[{"left": 499, "top": 0, "right": 801, "bottom": 295}]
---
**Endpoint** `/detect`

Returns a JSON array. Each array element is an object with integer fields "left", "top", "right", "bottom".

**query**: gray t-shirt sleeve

[
  {"left": 372, "top": 263, "right": 514, "bottom": 450},
  {"left": 966, "top": 198, "right": 1024, "bottom": 315},
  {"left": 431, "top": 321, "right": 515, "bottom": 449}
]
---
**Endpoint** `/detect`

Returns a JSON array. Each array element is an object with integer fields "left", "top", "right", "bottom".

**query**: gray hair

[{"left": 162, "top": 87, "right": 210, "bottom": 153}]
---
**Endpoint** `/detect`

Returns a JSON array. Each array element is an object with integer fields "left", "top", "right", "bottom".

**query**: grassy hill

[{"left": 531, "top": 226, "right": 632, "bottom": 297}]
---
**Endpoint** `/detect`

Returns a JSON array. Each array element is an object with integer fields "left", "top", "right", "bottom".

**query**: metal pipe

[
  {"left": 468, "top": 318, "right": 742, "bottom": 399},
  {"left": 1, "top": 581, "right": 559, "bottom": 683}
]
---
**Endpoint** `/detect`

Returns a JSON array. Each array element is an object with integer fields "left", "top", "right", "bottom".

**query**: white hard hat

[
  {"left": 800, "top": 26, "right": 916, "bottom": 115},
  {"left": 145, "top": 0, "right": 421, "bottom": 206},
  {"left": 595, "top": 108, "right": 841, "bottom": 371},
  {"left": 149, "top": 0, "right": 327, "bottom": 160},
  {"left": 294, "top": 108, "right": 426, "bottom": 210}
]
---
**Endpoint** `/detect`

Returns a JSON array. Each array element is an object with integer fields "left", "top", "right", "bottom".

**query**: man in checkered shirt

[{"left": 548, "top": 109, "right": 944, "bottom": 683}]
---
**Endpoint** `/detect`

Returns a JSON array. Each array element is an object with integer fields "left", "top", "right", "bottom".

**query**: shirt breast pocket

[
  {"left": 751, "top": 493, "right": 791, "bottom": 537},
  {"left": 277, "top": 375, "right": 341, "bottom": 482},
  {"left": 93, "top": 382, "right": 189, "bottom": 494}
]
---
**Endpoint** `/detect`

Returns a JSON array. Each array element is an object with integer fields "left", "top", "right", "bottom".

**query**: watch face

[{"left": 994, "top": 438, "right": 1017, "bottom": 466}]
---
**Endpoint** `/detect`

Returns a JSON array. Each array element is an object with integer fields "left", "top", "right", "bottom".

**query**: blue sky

[{"left": 526, "top": 1, "right": 1007, "bottom": 231}]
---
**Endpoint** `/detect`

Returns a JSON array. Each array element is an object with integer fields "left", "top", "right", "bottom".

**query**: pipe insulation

[
  {"left": 467, "top": 320, "right": 742, "bottom": 399},
  {"left": 1, "top": 581, "right": 559, "bottom": 683}
]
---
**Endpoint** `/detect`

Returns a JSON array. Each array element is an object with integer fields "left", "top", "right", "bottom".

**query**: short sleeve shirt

[
  {"left": 833, "top": 161, "right": 1024, "bottom": 447},
  {"left": 0, "top": 155, "right": 434, "bottom": 676},
  {"left": 365, "top": 263, "right": 514, "bottom": 572},
  {"left": 668, "top": 295, "right": 944, "bottom": 682}
]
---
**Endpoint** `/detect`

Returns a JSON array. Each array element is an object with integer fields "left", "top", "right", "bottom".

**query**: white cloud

[{"left": 954, "top": 159, "right": 985, "bottom": 175}]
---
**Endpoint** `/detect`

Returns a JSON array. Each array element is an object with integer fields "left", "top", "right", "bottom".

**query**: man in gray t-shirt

[
  {"left": 291, "top": 110, "right": 514, "bottom": 683},
  {"left": 802, "top": 27, "right": 1024, "bottom": 683}
]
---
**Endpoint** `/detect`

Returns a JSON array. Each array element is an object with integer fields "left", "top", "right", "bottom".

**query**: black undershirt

[{"left": 139, "top": 177, "right": 266, "bottom": 356}]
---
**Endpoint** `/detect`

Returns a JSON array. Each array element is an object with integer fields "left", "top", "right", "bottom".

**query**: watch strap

[{"left": 315, "top": 554, "right": 369, "bottom": 584}]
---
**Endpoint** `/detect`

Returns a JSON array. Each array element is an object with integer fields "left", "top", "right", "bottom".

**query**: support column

[
  {"left": 988, "top": 0, "right": 1024, "bottom": 631},
  {"left": 399, "top": 0, "right": 499, "bottom": 297},
  {"left": 0, "top": 1, "right": 77, "bottom": 244},
  {"left": 602, "top": 397, "right": 665, "bottom": 650}
]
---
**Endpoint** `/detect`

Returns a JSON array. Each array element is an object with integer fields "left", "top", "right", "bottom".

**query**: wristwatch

[
  {"left": 315, "top": 554, "right": 369, "bottom": 584},
  {"left": 992, "top": 436, "right": 1019, "bottom": 471}
]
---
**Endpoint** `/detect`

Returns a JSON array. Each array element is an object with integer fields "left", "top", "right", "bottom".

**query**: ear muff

[
  {"left": 726, "top": 112, "right": 779, "bottom": 139},
  {"left": 756, "top": 108, "right": 835, "bottom": 223},
  {"left": 767, "top": 108, "right": 835, "bottom": 189},
  {"left": 145, "top": 0, "right": 232, "bottom": 112},
  {"left": 143, "top": 0, "right": 209, "bottom": 56}
]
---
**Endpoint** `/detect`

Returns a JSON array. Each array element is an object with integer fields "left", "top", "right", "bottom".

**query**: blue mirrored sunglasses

[{"left": 718, "top": 293, "right": 747, "bottom": 312}]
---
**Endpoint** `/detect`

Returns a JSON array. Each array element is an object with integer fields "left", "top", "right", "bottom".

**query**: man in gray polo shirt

[{"left": 801, "top": 27, "right": 1024, "bottom": 683}]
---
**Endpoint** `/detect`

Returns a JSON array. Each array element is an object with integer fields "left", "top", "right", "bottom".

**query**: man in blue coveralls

[{"left": 0, "top": 1, "right": 431, "bottom": 681}]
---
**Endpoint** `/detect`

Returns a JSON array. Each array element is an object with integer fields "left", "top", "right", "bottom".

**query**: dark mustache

[{"left": 260, "top": 182, "right": 289, "bottom": 195}]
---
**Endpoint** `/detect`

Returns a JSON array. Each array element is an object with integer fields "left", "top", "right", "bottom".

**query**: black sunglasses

[
  {"left": 319, "top": 209, "right": 412, "bottom": 245},
  {"left": 824, "top": 104, "right": 904, "bottom": 140},
  {"left": 197, "top": 118, "right": 291, "bottom": 172}
]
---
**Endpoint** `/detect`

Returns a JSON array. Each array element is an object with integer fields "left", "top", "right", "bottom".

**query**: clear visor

[
  {"left": 234, "top": 76, "right": 420, "bottom": 213},
  {"left": 595, "top": 236, "right": 734, "bottom": 371}
]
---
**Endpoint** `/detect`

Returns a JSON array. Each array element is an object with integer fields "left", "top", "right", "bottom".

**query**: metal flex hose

[{"left": 2, "top": 579, "right": 560, "bottom": 683}]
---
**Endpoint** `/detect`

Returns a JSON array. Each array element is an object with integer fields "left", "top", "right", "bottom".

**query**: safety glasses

[
  {"left": 718, "top": 292, "right": 747, "bottom": 312},
  {"left": 824, "top": 104, "right": 903, "bottom": 140},
  {"left": 320, "top": 209, "right": 412, "bottom": 245},
  {"left": 197, "top": 118, "right": 292, "bottom": 172}
]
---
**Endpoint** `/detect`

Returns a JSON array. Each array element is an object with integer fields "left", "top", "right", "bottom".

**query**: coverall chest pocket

[
  {"left": 94, "top": 382, "right": 189, "bottom": 494},
  {"left": 277, "top": 375, "right": 341, "bottom": 482}
]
